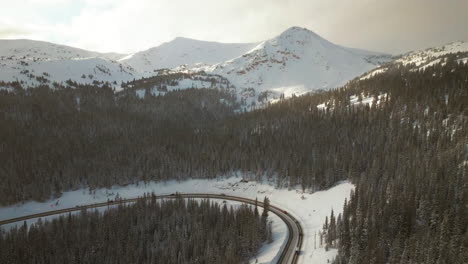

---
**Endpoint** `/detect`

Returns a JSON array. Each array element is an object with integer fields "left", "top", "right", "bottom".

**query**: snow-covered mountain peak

[
  {"left": 194, "top": 27, "right": 390, "bottom": 106},
  {"left": 251, "top": 26, "right": 332, "bottom": 55},
  {"left": 121, "top": 37, "right": 259, "bottom": 76},
  {"left": 170, "top": 36, "right": 201, "bottom": 43},
  {"left": 276, "top": 26, "right": 324, "bottom": 42},
  {"left": 159, "top": 37, "right": 211, "bottom": 48}
]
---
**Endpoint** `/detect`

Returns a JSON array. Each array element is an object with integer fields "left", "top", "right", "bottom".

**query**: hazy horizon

[{"left": 1, "top": 0, "right": 467, "bottom": 54}]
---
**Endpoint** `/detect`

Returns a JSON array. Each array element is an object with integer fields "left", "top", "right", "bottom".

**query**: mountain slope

[
  {"left": 0, "top": 39, "right": 126, "bottom": 61},
  {"left": 1, "top": 28, "right": 391, "bottom": 103},
  {"left": 396, "top": 41, "right": 468, "bottom": 66},
  {"left": 315, "top": 50, "right": 468, "bottom": 264},
  {"left": 188, "top": 27, "right": 391, "bottom": 104},
  {"left": 120, "top": 37, "right": 259, "bottom": 76},
  {"left": 120, "top": 71, "right": 235, "bottom": 100},
  {"left": 360, "top": 41, "right": 468, "bottom": 80},
  {"left": 0, "top": 39, "right": 137, "bottom": 87}
]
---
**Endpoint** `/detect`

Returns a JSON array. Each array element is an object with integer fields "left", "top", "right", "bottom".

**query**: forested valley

[
  {"left": 0, "top": 196, "right": 271, "bottom": 264},
  {"left": 0, "top": 51, "right": 467, "bottom": 263}
]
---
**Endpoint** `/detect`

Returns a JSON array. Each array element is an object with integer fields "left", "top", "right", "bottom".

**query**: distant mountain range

[{"left": 1, "top": 27, "right": 466, "bottom": 105}]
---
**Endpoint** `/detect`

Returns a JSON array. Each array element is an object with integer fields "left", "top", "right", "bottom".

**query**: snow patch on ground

[
  {"left": 317, "top": 93, "right": 387, "bottom": 110},
  {"left": 0, "top": 176, "right": 353, "bottom": 264},
  {"left": 310, "top": 248, "right": 339, "bottom": 263},
  {"left": 359, "top": 67, "right": 388, "bottom": 80},
  {"left": 457, "top": 57, "right": 468, "bottom": 64}
]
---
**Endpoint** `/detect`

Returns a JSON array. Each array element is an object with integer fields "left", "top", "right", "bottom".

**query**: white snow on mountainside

[
  {"left": 120, "top": 37, "right": 259, "bottom": 76},
  {"left": 0, "top": 27, "right": 392, "bottom": 105},
  {"left": 396, "top": 41, "right": 468, "bottom": 66},
  {"left": 0, "top": 39, "right": 126, "bottom": 61},
  {"left": 361, "top": 41, "right": 468, "bottom": 80},
  {"left": 0, "top": 39, "right": 138, "bottom": 86},
  {"left": 189, "top": 27, "right": 390, "bottom": 102}
]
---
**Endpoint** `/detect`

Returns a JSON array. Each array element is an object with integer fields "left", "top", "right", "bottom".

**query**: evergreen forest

[{"left": 0, "top": 196, "right": 271, "bottom": 264}]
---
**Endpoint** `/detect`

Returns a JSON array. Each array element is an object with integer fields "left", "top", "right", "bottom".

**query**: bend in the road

[{"left": 0, "top": 193, "right": 303, "bottom": 264}]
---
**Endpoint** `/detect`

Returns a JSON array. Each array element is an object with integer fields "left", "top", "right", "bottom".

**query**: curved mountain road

[{"left": 0, "top": 193, "right": 303, "bottom": 264}]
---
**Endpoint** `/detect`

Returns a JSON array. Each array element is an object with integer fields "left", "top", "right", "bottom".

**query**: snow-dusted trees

[
  {"left": 320, "top": 55, "right": 468, "bottom": 264},
  {"left": 0, "top": 197, "right": 269, "bottom": 264},
  {"left": 258, "top": 196, "right": 272, "bottom": 243},
  {"left": 0, "top": 51, "right": 467, "bottom": 263}
]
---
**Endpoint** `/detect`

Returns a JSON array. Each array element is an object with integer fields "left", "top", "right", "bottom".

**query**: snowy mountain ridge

[
  {"left": 0, "top": 39, "right": 139, "bottom": 87},
  {"left": 0, "top": 39, "right": 126, "bottom": 61},
  {"left": 396, "top": 41, "right": 468, "bottom": 66},
  {"left": 120, "top": 37, "right": 259, "bottom": 76},
  {"left": 360, "top": 41, "right": 468, "bottom": 80},
  {"left": 12, "top": 27, "right": 465, "bottom": 107},
  {"left": 185, "top": 27, "right": 391, "bottom": 104}
]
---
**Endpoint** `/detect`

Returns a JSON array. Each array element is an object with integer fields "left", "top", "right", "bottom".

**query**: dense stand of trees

[
  {"left": 1, "top": 51, "right": 467, "bottom": 263},
  {"left": 0, "top": 196, "right": 271, "bottom": 264},
  {"left": 120, "top": 71, "right": 233, "bottom": 91},
  {"left": 319, "top": 55, "right": 468, "bottom": 263},
  {"left": 0, "top": 86, "right": 239, "bottom": 204}
]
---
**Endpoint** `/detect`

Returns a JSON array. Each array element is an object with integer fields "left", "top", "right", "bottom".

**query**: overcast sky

[{"left": 1, "top": 0, "right": 467, "bottom": 54}]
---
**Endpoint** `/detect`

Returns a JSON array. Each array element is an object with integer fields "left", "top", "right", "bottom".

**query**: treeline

[
  {"left": 121, "top": 71, "right": 233, "bottom": 91},
  {"left": 319, "top": 55, "right": 468, "bottom": 263},
  {"left": 0, "top": 196, "right": 271, "bottom": 264}
]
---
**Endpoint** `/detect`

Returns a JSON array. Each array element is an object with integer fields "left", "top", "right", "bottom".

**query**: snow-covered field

[{"left": 0, "top": 176, "right": 353, "bottom": 264}]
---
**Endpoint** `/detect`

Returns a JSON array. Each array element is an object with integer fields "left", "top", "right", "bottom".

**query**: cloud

[
  {"left": 1, "top": 0, "right": 467, "bottom": 53},
  {"left": 320, "top": 0, "right": 468, "bottom": 53},
  {"left": 27, "top": 0, "right": 73, "bottom": 4},
  {"left": 0, "top": 27, "right": 30, "bottom": 38},
  {"left": 0, "top": 19, "right": 37, "bottom": 39}
]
